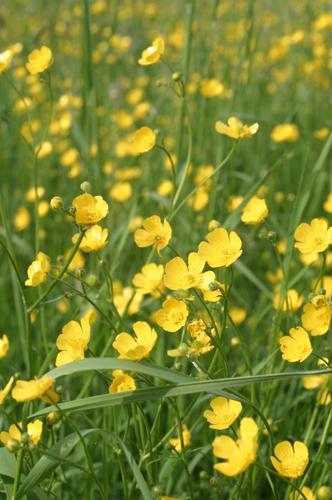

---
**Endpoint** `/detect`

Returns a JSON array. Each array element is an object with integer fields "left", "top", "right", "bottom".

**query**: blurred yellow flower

[
  {"left": 26, "top": 45, "right": 53, "bottom": 74},
  {"left": 138, "top": 37, "right": 165, "bottom": 65},
  {"left": 0, "top": 49, "right": 13, "bottom": 73},
  {"left": 271, "top": 441, "right": 309, "bottom": 478},
  {"left": 154, "top": 298, "right": 189, "bottom": 332},
  {"left": 0, "top": 335, "right": 9, "bottom": 359},
  {"left": 14, "top": 206, "right": 31, "bottom": 231},
  {"left": 271, "top": 123, "right": 299, "bottom": 142},
  {"left": 213, "top": 417, "right": 258, "bottom": 476},
  {"left": 198, "top": 228, "right": 242, "bottom": 268},
  {"left": 215, "top": 117, "right": 259, "bottom": 139},
  {"left": 273, "top": 288, "right": 303, "bottom": 312},
  {"left": 294, "top": 218, "right": 332, "bottom": 254},
  {"left": 109, "top": 370, "right": 136, "bottom": 393},
  {"left": 0, "top": 377, "right": 14, "bottom": 405},
  {"left": 56, "top": 315, "right": 91, "bottom": 367},
  {"left": 200, "top": 78, "right": 224, "bottom": 98},
  {"left": 134, "top": 215, "right": 171, "bottom": 254},
  {"left": 323, "top": 193, "right": 332, "bottom": 213},
  {"left": 110, "top": 182, "right": 132, "bottom": 202},
  {"left": 229, "top": 307, "right": 247, "bottom": 325},
  {"left": 25, "top": 251, "right": 51, "bottom": 287},
  {"left": 72, "top": 193, "right": 109, "bottom": 225},
  {"left": 132, "top": 263, "right": 164, "bottom": 296},
  {"left": 0, "top": 420, "right": 43, "bottom": 449},
  {"left": 12, "top": 376, "right": 56, "bottom": 403},
  {"left": 72, "top": 225, "right": 108, "bottom": 253},
  {"left": 112, "top": 321, "right": 157, "bottom": 361},
  {"left": 204, "top": 397, "right": 242, "bottom": 430},
  {"left": 301, "top": 299, "right": 332, "bottom": 336},
  {"left": 164, "top": 252, "right": 215, "bottom": 291},
  {"left": 241, "top": 196, "right": 268, "bottom": 225},
  {"left": 279, "top": 327, "right": 312, "bottom": 362},
  {"left": 290, "top": 486, "right": 315, "bottom": 500},
  {"left": 169, "top": 424, "right": 191, "bottom": 452},
  {"left": 129, "top": 126, "right": 156, "bottom": 155}
]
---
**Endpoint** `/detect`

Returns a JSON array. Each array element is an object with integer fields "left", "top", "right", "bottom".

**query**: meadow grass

[{"left": 0, "top": 0, "right": 332, "bottom": 498}]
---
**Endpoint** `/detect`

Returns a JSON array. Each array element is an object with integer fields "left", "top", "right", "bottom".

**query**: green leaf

[
  {"left": 114, "top": 437, "right": 154, "bottom": 500},
  {"left": 31, "top": 369, "right": 332, "bottom": 418},
  {"left": 234, "top": 260, "right": 273, "bottom": 299},
  {"left": 16, "top": 429, "right": 97, "bottom": 499},
  {"left": 46, "top": 357, "right": 192, "bottom": 384},
  {"left": 0, "top": 447, "right": 16, "bottom": 478}
]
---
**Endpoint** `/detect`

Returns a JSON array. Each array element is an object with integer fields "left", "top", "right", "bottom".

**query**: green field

[{"left": 0, "top": 0, "right": 332, "bottom": 498}]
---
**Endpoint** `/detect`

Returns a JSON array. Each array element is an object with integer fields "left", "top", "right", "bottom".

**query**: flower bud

[
  {"left": 80, "top": 181, "right": 91, "bottom": 193},
  {"left": 172, "top": 72, "right": 182, "bottom": 82},
  {"left": 6, "top": 438, "right": 20, "bottom": 453},
  {"left": 47, "top": 411, "right": 61, "bottom": 426},
  {"left": 50, "top": 196, "right": 63, "bottom": 210}
]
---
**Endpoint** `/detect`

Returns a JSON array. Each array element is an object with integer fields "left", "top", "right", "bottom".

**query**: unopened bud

[
  {"left": 80, "top": 181, "right": 91, "bottom": 193},
  {"left": 50, "top": 196, "right": 63, "bottom": 210},
  {"left": 172, "top": 72, "right": 182, "bottom": 82}
]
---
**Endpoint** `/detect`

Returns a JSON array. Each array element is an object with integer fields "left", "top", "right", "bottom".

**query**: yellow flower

[
  {"left": 271, "top": 124, "right": 299, "bottom": 142},
  {"left": 14, "top": 206, "right": 31, "bottom": 231},
  {"left": 110, "top": 182, "right": 132, "bottom": 202},
  {"left": 0, "top": 49, "right": 13, "bottom": 73},
  {"left": 164, "top": 252, "right": 215, "bottom": 291},
  {"left": 294, "top": 218, "right": 332, "bottom": 254},
  {"left": 200, "top": 79, "right": 224, "bottom": 98},
  {"left": 55, "top": 315, "right": 91, "bottom": 367},
  {"left": 198, "top": 228, "right": 242, "bottom": 268},
  {"left": 215, "top": 117, "right": 259, "bottom": 139},
  {"left": 109, "top": 370, "right": 136, "bottom": 393},
  {"left": 169, "top": 425, "right": 191, "bottom": 452},
  {"left": 154, "top": 298, "right": 189, "bottom": 333},
  {"left": 26, "top": 46, "right": 53, "bottom": 74},
  {"left": 12, "top": 376, "right": 55, "bottom": 403},
  {"left": 138, "top": 37, "right": 165, "bottom": 65},
  {"left": 72, "top": 225, "right": 108, "bottom": 253},
  {"left": 290, "top": 486, "right": 315, "bottom": 500},
  {"left": 213, "top": 417, "right": 258, "bottom": 476},
  {"left": 0, "top": 377, "right": 14, "bottom": 405},
  {"left": 25, "top": 252, "right": 51, "bottom": 287},
  {"left": 203, "top": 397, "right": 242, "bottom": 430},
  {"left": 72, "top": 193, "right": 109, "bottom": 226},
  {"left": 114, "top": 286, "right": 143, "bottom": 316},
  {"left": 273, "top": 289, "right": 303, "bottom": 312},
  {"left": 241, "top": 196, "right": 269, "bottom": 225},
  {"left": 323, "top": 193, "right": 332, "bottom": 213},
  {"left": 35, "top": 141, "right": 53, "bottom": 159},
  {"left": 132, "top": 263, "right": 164, "bottom": 297},
  {"left": 279, "top": 327, "right": 312, "bottom": 363},
  {"left": 0, "top": 335, "right": 9, "bottom": 359},
  {"left": 129, "top": 127, "right": 156, "bottom": 155},
  {"left": 314, "top": 128, "right": 330, "bottom": 140},
  {"left": 0, "top": 420, "right": 43, "bottom": 449},
  {"left": 229, "top": 307, "right": 247, "bottom": 325},
  {"left": 271, "top": 441, "right": 309, "bottom": 478},
  {"left": 301, "top": 299, "right": 332, "bottom": 336},
  {"left": 134, "top": 215, "right": 172, "bottom": 254},
  {"left": 112, "top": 321, "right": 157, "bottom": 361}
]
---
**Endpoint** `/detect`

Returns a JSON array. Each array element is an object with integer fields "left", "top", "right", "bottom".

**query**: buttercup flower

[
  {"left": 129, "top": 126, "right": 156, "bottom": 155},
  {"left": 138, "top": 37, "right": 164, "bottom": 65},
  {"left": 72, "top": 225, "right": 108, "bottom": 253},
  {"left": 271, "top": 441, "right": 309, "bottom": 478},
  {"left": 0, "top": 335, "right": 9, "bottom": 359},
  {"left": 72, "top": 193, "right": 109, "bottom": 225},
  {"left": 112, "top": 321, "right": 157, "bottom": 361},
  {"left": 134, "top": 215, "right": 171, "bottom": 254},
  {"left": 294, "top": 218, "right": 332, "bottom": 254},
  {"left": 56, "top": 315, "right": 91, "bottom": 367},
  {"left": 169, "top": 425, "right": 191, "bottom": 452},
  {"left": 215, "top": 117, "right": 259, "bottom": 139},
  {"left": 0, "top": 377, "right": 14, "bottom": 405},
  {"left": 290, "top": 486, "right": 315, "bottom": 500},
  {"left": 114, "top": 286, "right": 143, "bottom": 316},
  {"left": 26, "top": 46, "right": 53, "bottom": 74},
  {"left": 279, "top": 327, "right": 312, "bottom": 362},
  {"left": 271, "top": 123, "right": 299, "bottom": 142},
  {"left": 241, "top": 196, "right": 269, "bottom": 225},
  {"left": 132, "top": 263, "right": 164, "bottom": 297},
  {"left": 323, "top": 193, "right": 332, "bottom": 213},
  {"left": 198, "top": 228, "right": 242, "bottom": 267},
  {"left": 164, "top": 252, "right": 215, "bottom": 291},
  {"left": 200, "top": 79, "right": 224, "bottom": 98},
  {"left": 154, "top": 298, "right": 189, "bottom": 332},
  {"left": 204, "top": 397, "right": 242, "bottom": 430},
  {"left": 0, "top": 420, "right": 43, "bottom": 449},
  {"left": 213, "top": 417, "right": 258, "bottom": 476},
  {"left": 109, "top": 370, "right": 136, "bottom": 393},
  {"left": 273, "top": 288, "right": 303, "bottom": 312},
  {"left": 0, "top": 49, "right": 13, "bottom": 73},
  {"left": 12, "top": 376, "right": 56, "bottom": 403},
  {"left": 301, "top": 298, "right": 332, "bottom": 336},
  {"left": 25, "top": 252, "right": 51, "bottom": 287}
]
